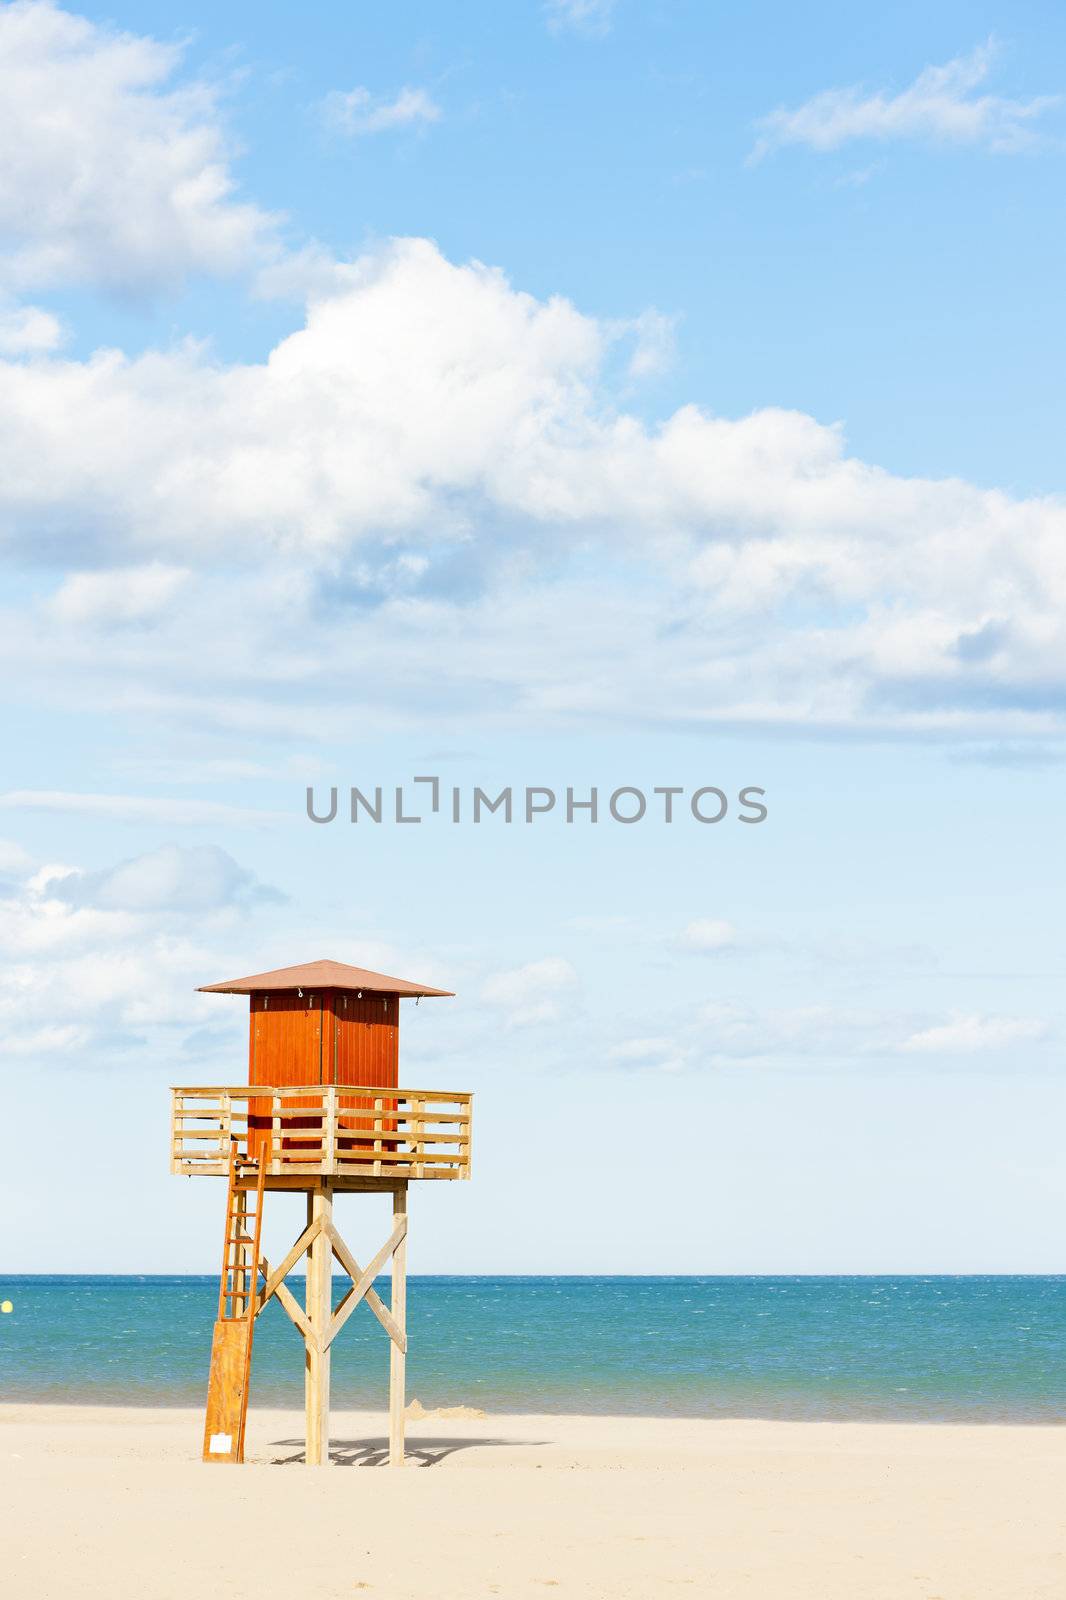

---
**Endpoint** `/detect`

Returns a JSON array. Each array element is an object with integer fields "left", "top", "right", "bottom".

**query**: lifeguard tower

[{"left": 170, "top": 958, "right": 471, "bottom": 1467}]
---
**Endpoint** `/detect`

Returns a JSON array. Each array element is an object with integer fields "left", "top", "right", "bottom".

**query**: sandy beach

[{"left": 1, "top": 1405, "right": 1064, "bottom": 1599}]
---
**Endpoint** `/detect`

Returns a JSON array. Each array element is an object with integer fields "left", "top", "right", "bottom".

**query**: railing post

[
  {"left": 325, "top": 1084, "right": 337, "bottom": 1174},
  {"left": 462, "top": 1094, "right": 472, "bottom": 1179},
  {"left": 271, "top": 1092, "right": 281, "bottom": 1174},
  {"left": 221, "top": 1091, "right": 232, "bottom": 1169},
  {"left": 414, "top": 1096, "right": 425, "bottom": 1180},
  {"left": 373, "top": 1096, "right": 383, "bottom": 1179}
]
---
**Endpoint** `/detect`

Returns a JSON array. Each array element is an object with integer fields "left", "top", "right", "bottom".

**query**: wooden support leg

[
  {"left": 305, "top": 1184, "right": 332, "bottom": 1466},
  {"left": 389, "top": 1183, "right": 408, "bottom": 1467}
]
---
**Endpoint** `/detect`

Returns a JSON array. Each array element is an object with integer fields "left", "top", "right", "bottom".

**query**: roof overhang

[{"left": 197, "top": 958, "right": 453, "bottom": 998}]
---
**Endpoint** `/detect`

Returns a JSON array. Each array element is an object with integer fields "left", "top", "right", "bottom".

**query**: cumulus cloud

[
  {"left": 751, "top": 41, "right": 1058, "bottom": 162},
  {"left": 481, "top": 956, "right": 579, "bottom": 1026},
  {"left": 0, "top": 834, "right": 325, "bottom": 1063},
  {"left": 0, "top": 236, "right": 1063, "bottom": 745},
  {"left": 0, "top": 0, "right": 277, "bottom": 294},
  {"left": 48, "top": 564, "right": 189, "bottom": 626},
  {"left": 0, "top": 302, "right": 64, "bottom": 353},
  {"left": 0, "top": 845, "right": 231, "bottom": 1056},
  {"left": 0, "top": 14, "right": 1059, "bottom": 750},
  {"left": 51, "top": 843, "right": 284, "bottom": 912},
  {"left": 899, "top": 1013, "right": 1047, "bottom": 1054},
  {"left": 321, "top": 84, "right": 441, "bottom": 137},
  {"left": 0, "top": 240, "right": 605, "bottom": 563}
]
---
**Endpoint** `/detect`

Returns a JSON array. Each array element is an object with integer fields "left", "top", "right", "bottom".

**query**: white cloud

[
  {"left": 0, "top": 845, "right": 233, "bottom": 1055},
  {"left": 0, "top": 239, "right": 604, "bottom": 562},
  {"left": 0, "top": 0, "right": 277, "bottom": 294},
  {"left": 321, "top": 85, "right": 440, "bottom": 137},
  {"left": 481, "top": 956, "right": 579, "bottom": 1026},
  {"left": 621, "top": 308, "right": 678, "bottom": 378},
  {"left": 751, "top": 41, "right": 1058, "bottom": 162},
  {"left": 683, "top": 1002, "right": 1053, "bottom": 1066},
  {"left": 899, "top": 1013, "right": 1047, "bottom": 1054},
  {"left": 678, "top": 918, "right": 737, "bottom": 952},
  {"left": 545, "top": 0, "right": 617, "bottom": 37},
  {"left": 0, "top": 236, "right": 1062, "bottom": 744},
  {"left": 0, "top": 837, "right": 455, "bottom": 1065},
  {"left": 697, "top": 1002, "right": 871, "bottom": 1061},
  {"left": 591, "top": 1003, "right": 878, "bottom": 1073},
  {"left": 0, "top": 1022, "right": 89, "bottom": 1056},
  {"left": 0, "top": 838, "right": 33, "bottom": 874},
  {"left": 52, "top": 843, "right": 283, "bottom": 912},
  {"left": 0, "top": 303, "right": 64, "bottom": 353},
  {"left": 49, "top": 564, "right": 189, "bottom": 626}
]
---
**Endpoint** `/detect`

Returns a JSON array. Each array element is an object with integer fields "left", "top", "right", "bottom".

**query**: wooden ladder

[{"left": 202, "top": 1143, "right": 266, "bottom": 1463}]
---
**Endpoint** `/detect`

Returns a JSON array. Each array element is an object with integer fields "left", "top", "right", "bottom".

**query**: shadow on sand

[{"left": 269, "top": 1435, "right": 547, "bottom": 1468}]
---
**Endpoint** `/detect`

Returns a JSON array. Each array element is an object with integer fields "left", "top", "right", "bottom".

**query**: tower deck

[{"left": 171, "top": 1083, "right": 472, "bottom": 1184}]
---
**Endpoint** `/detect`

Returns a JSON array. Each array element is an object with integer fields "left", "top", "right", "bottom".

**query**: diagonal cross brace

[
  {"left": 257, "top": 1253, "right": 316, "bottom": 1347},
  {"left": 257, "top": 1214, "right": 322, "bottom": 1309},
  {"left": 254, "top": 1214, "right": 323, "bottom": 1349},
  {"left": 251, "top": 1209, "right": 407, "bottom": 1356},
  {"left": 325, "top": 1218, "right": 407, "bottom": 1353}
]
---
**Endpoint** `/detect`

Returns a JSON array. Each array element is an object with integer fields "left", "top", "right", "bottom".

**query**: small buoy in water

[{"left": 0, "top": 1301, "right": 12, "bottom": 1314}]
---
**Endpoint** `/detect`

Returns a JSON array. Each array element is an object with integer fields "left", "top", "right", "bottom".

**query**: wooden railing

[{"left": 171, "top": 1084, "right": 472, "bottom": 1181}]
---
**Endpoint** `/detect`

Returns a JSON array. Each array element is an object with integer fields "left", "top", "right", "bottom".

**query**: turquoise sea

[{"left": 1, "top": 1276, "right": 1063, "bottom": 1422}]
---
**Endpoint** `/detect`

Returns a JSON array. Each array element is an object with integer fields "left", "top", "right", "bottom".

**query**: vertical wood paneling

[
  {"left": 245, "top": 988, "right": 402, "bottom": 1159},
  {"left": 331, "top": 991, "right": 399, "bottom": 1147},
  {"left": 332, "top": 993, "right": 399, "bottom": 1087},
  {"left": 250, "top": 992, "right": 322, "bottom": 1084},
  {"left": 244, "top": 990, "right": 399, "bottom": 1086},
  {"left": 247, "top": 992, "right": 323, "bottom": 1161}
]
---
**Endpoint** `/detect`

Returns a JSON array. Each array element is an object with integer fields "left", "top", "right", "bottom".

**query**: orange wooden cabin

[{"left": 196, "top": 958, "right": 453, "bottom": 1165}]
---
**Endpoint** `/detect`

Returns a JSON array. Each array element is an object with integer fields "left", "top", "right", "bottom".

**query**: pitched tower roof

[{"left": 197, "top": 958, "right": 453, "bottom": 998}]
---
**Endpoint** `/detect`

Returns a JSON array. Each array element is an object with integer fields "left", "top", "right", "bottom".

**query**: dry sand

[{"left": 2, "top": 1404, "right": 1065, "bottom": 1599}]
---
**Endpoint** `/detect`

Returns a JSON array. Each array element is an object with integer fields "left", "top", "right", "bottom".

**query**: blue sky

[{"left": 0, "top": 0, "right": 1063, "bottom": 1273}]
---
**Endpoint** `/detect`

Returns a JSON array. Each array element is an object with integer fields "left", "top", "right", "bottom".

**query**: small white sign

[{"left": 208, "top": 1432, "right": 233, "bottom": 1454}]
